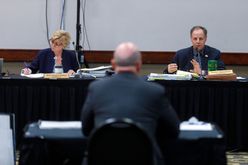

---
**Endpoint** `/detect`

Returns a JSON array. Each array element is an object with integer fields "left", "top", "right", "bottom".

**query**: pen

[
  {"left": 22, "top": 62, "right": 31, "bottom": 75},
  {"left": 24, "top": 62, "right": 29, "bottom": 68}
]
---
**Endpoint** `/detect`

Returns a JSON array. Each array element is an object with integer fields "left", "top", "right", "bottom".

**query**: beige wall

[{"left": 2, "top": 1, "right": 248, "bottom": 52}]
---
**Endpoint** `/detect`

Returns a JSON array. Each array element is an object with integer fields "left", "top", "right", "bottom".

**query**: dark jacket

[
  {"left": 81, "top": 72, "right": 180, "bottom": 164},
  {"left": 28, "top": 48, "right": 79, "bottom": 73},
  {"left": 81, "top": 72, "right": 180, "bottom": 139},
  {"left": 164, "top": 45, "right": 225, "bottom": 73}
]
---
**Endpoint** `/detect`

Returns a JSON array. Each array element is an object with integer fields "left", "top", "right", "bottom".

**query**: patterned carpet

[{"left": 227, "top": 152, "right": 248, "bottom": 165}]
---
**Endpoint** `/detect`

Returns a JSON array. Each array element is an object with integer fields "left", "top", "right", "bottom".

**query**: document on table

[
  {"left": 180, "top": 122, "right": 213, "bottom": 131},
  {"left": 78, "top": 65, "right": 112, "bottom": 72},
  {"left": 237, "top": 76, "right": 246, "bottom": 80},
  {"left": 20, "top": 73, "right": 44, "bottom": 78},
  {"left": 147, "top": 72, "right": 192, "bottom": 81},
  {"left": 38, "top": 120, "right": 82, "bottom": 129}
]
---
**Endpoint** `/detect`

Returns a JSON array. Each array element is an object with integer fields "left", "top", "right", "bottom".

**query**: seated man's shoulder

[
  {"left": 89, "top": 76, "right": 112, "bottom": 87},
  {"left": 176, "top": 46, "right": 192, "bottom": 54},
  {"left": 205, "top": 45, "right": 221, "bottom": 54}
]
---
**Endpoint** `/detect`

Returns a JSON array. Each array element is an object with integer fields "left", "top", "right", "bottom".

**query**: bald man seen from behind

[{"left": 81, "top": 42, "right": 180, "bottom": 165}]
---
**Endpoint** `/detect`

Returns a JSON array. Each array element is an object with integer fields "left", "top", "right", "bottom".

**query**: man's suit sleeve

[
  {"left": 206, "top": 46, "right": 225, "bottom": 70},
  {"left": 215, "top": 50, "right": 225, "bottom": 70},
  {"left": 163, "top": 53, "right": 178, "bottom": 74},
  {"left": 81, "top": 84, "right": 95, "bottom": 136}
]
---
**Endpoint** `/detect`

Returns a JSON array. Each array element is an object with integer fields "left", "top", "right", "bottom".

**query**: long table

[
  {"left": 19, "top": 122, "right": 226, "bottom": 165},
  {"left": 0, "top": 76, "right": 247, "bottom": 150}
]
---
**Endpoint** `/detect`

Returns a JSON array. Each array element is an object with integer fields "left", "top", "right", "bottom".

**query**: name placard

[{"left": 44, "top": 73, "right": 69, "bottom": 79}]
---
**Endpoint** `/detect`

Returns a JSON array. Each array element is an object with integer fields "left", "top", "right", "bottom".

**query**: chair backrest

[{"left": 85, "top": 118, "right": 155, "bottom": 165}]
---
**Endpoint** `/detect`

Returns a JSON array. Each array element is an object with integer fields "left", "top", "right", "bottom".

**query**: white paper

[
  {"left": 148, "top": 73, "right": 192, "bottom": 81},
  {"left": 39, "top": 120, "right": 82, "bottom": 129},
  {"left": 176, "top": 70, "right": 199, "bottom": 78},
  {"left": 180, "top": 122, "right": 213, "bottom": 131},
  {"left": 78, "top": 66, "right": 112, "bottom": 72},
  {"left": 237, "top": 76, "right": 246, "bottom": 80},
  {"left": 21, "top": 73, "right": 44, "bottom": 78}
]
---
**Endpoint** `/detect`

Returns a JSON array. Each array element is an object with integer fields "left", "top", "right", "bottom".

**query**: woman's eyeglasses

[{"left": 50, "top": 40, "right": 63, "bottom": 47}]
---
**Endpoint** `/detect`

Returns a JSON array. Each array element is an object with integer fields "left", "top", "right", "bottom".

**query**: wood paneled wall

[{"left": 0, "top": 49, "right": 247, "bottom": 65}]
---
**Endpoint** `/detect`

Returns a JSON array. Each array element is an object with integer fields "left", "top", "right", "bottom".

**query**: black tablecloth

[
  {"left": 19, "top": 122, "right": 226, "bottom": 165},
  {"left": 156, "top": 79, "right": 248, "bottom": 150},
  {"left": 0, "top": 76, "right": 247, "bottom": 150}
]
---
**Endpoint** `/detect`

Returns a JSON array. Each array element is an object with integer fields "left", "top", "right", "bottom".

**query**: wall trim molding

[{"left": 0, "top": 49, "right": 247, "bottom": 65}]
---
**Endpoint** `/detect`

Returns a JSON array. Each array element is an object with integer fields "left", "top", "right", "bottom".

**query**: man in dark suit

[
  {"left": 81, "top": 42, "right": 180, "bottom": 164},
  {"left": 164, "top": 26, "right": 225, "bottom": 74}
]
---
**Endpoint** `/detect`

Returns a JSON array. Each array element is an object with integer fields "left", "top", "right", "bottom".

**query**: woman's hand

[
  {"left": 67, "top": 69, "right": 75, "bottom": 76},
  {"left": 21, "top": 68, "right": 32, "bottom": 75}
]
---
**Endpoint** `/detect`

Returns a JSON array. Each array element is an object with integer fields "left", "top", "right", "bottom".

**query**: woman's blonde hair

[{"left": 50, "top": 30, "right": 71, "bottom": 48}]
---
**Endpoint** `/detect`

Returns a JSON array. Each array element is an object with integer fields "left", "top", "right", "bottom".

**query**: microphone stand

[{"left": 76, "top": 0, "right": 89, "bottom": 68}]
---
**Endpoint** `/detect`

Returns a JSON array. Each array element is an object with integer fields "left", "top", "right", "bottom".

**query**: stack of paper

[
  {"left": 148, "top": 73, "right": 192, "bottom": 81},
  {"left": 38, "top": 120, "right": 81, "bottom": 129},
  {"left": 21, "top": 73, "right": 44, "bottom": 78},
  {"left": 180, "top": 122, "right": 212, "bottom": 131},
  {"left": 78, "top": 66, "right": 112, "bottom": 72},
  {"left": 180, "top": 117, "right": 212, "bottom": 131},
  {"left": 76, "top": 65, "right": 113, "bottom": 78},
  {"left": 176, "top": 70, "right": 199, "bottom": 78}
]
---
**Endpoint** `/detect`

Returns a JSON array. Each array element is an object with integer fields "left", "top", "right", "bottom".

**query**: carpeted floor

[{"left": 227, "top": 152, "right": 248, "bottom": 165}]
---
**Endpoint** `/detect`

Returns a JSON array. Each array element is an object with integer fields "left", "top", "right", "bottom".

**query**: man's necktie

[{"left": 195, "top": 52, "right": 202, "bottom": 70}]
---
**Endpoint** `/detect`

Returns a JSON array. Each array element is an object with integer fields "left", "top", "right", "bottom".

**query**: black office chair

[{"left": 84, "top": 118, "right": 155, "bottom": 165}]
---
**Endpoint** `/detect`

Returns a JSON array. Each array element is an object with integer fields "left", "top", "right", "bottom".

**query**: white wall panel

[{"left": 0, "top": 0, "right": 247, "bottom": 52}]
